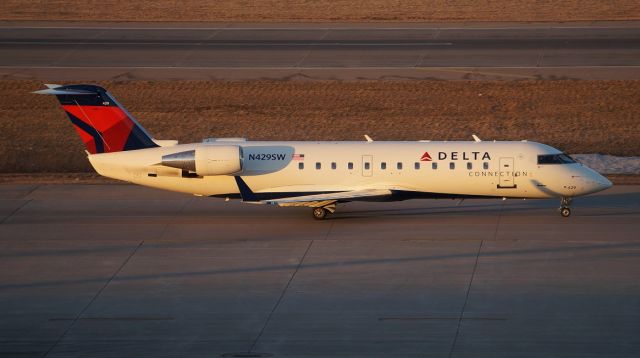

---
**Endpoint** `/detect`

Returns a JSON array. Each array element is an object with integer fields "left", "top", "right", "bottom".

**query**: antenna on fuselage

[
  {"left": 472, "top": 134, "right": 482, "bottom": 142},
  {"left": 364, "top": 134, "right": 373, "bottom": 143}
]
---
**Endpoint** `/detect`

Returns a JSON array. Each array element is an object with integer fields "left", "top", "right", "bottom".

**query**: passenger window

[
  {"left": 381, "top": 162, "right": 386, "bottom": 170},
  {"left": 348, "top": 162, "right": 353, "bottom": 170},
  {"left": 450, "top": 162, "right": 455, "bottom": 170},
  {"left": 432, "top": 162, "right": 438, "bottom": 170},
  {"left": 397, "top": 162, "right": 403, "bottom": 170},
  {"left": 467, "top": 162, "right": 472, "bottom": 170},
  {"left": 331, "top": 162, "right": 336, "bottom": 170},
  {"left": 415, "top": 162, "right": 420, "bottom": 170},
  {"left": 483, "top": 162, "right": 489, "bottom": 170},
  {"left": 298, "top": 162, "right": 304, "bottom": 170},
  {"left": 316, "top": 162, "right": 321, "bottom": 170},
  {"left": 364, "top": 162, "right": 370, "bottom": 170}
]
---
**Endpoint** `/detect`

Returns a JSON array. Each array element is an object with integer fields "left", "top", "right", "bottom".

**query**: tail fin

[{"left": 34, "top": 84, "right": 158, "bottom": 154}]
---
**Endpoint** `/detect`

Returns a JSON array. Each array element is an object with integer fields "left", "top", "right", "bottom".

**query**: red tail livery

[{"left": 35, "top": 84, "right": 157, "bottom": 154}]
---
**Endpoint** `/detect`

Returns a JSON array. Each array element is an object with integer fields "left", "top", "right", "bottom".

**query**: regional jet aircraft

[{"left": 35, "top": 84, "right": 612, "bottom": 219}]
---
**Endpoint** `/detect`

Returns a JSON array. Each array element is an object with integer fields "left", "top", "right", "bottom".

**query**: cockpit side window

[{"left": 537, "top": 153, "right": 576, "bottom": 165}]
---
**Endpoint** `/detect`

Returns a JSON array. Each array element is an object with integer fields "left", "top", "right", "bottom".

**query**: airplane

[{"left": 35, "top": 84, "right": 613, "bottom": 220}]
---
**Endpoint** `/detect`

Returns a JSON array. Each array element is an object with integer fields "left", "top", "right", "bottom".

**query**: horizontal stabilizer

[{"left": 33, "top": 87, "right": 96, "bottom": 95}]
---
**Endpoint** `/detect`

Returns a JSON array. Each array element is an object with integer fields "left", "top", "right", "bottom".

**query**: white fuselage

[{"left": 87, "top": 140, "right": 611, "bottom": 200}]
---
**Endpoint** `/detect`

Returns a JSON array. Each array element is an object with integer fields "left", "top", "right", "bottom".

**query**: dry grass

[
  {"left": 1, "top": 1, "right": 639, "bottom": 22},
  {"left": 0, "top": 80, "right": 638, "bottom": 173}
]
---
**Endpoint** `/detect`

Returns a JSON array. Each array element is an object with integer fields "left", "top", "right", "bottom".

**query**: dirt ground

[
  {"left": 1, "top": 0, "right": 639, "bottom": 22},
  {"left": 0, "top": 80, "right": 638, "bottom": 173}
]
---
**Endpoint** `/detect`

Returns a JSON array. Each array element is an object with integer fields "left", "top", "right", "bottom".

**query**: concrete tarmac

[
  {"left": 1, "top": 22, "right": 639, "bottom": 80},
  {"left": 1, "top": 183, "right": 639, "bottom": 357}
]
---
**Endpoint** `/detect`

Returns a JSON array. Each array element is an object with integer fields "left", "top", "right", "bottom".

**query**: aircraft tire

[
  {"left": 312, "top": 207, "right": 328, "bottom": 220},
  {"left": 560, "top": 207, "right": 571, "bottom": 217}
]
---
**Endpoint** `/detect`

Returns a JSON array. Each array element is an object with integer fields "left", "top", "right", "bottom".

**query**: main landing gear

[
  {"left": 312, "top": 207, "right": 328, "bottom": 220},
  {"left": 559, "top": 197, "right": 572, "bottom": 218},
  {"left": 312, "top": 204, "right": 336, "bottom": 220}
]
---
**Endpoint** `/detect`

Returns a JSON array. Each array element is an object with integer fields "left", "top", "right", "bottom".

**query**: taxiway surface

[
  {"left": 1, "top": 22, "right": 639, "bottom": 80},
  {"left": 1, "top": 184, "right": 639, "bottom": 357}
]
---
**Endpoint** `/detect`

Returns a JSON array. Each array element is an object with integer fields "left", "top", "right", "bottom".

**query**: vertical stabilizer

[{"left": 34, "top": 84, "right": 158, "bottom": 154}]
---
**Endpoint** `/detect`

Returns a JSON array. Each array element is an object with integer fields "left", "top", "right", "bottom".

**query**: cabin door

[
  {"left": 498, "top": 157, "right": 517, "bottom": 188},
  {"left": 362, "top": 155, "right": 373, "bottom": 177}
]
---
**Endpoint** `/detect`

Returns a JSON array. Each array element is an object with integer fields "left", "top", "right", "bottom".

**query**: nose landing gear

[{"left": 559, "top": 197, "right": 572, "bottom": 217}]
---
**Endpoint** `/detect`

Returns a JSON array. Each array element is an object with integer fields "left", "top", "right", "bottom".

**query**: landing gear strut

[{"left": 559, "top": 197, "right": 572, "bottom": 217}]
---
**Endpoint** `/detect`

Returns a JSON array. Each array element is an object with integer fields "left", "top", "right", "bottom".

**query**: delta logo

[{"left": 420, "top": 151, "right": 492, "bottom": 161}]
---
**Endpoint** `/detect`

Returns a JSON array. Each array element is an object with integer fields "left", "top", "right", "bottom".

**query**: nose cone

[
  {"left": 582, "top": 172, "right": 613, "bottom": 194},
  {"left": 600, "top": 176, "right": 613, "bottom": 190}
]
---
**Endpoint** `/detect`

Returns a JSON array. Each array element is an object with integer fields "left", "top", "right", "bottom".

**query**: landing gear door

[
  {"left": 362, "top": 155, "right": 373, "bottom": 177},
  {"left": 498, "top": 157, "right": 517, "bottom": 189}
]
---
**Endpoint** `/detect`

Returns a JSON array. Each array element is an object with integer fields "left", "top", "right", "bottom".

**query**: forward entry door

[{"left": 498, "top": 157, "right": 517, "bottom": 188}]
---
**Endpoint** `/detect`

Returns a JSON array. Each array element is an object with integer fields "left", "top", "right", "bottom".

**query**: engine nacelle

[{"left": 161, "top": 145, "right": 242, "bottom": 176}]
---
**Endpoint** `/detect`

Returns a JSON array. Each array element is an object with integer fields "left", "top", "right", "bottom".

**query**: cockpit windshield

[{"left": 537, "top": 153, "right": 577, "bottom": 165}]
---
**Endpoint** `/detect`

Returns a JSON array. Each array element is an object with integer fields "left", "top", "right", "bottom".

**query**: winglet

[
  {"left": 234, "top": 176, "right": 259, "bottom": 202},
  {"left": 472, "top": 134, "right": 482, "bottom": 142}
]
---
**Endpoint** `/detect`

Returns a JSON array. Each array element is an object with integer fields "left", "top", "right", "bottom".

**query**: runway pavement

[
  {"left": 1, "top": 183, "right": 639, "bottom": 357},
  {"left": 1, "top": 22, "right": 639, "bottom": 80}
]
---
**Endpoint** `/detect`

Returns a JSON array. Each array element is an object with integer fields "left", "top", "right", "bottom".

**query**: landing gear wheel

[
  {"left": 559, "top": 197, "right": 572, "bottom": 218},
  {"left": 312, "top": 207, "right": 328, "bottom": 220}
]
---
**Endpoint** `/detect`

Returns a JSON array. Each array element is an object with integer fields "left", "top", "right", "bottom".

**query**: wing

[
  {"left": 265, "top": 189, "right": 392, "bottom": 207},
  {"left": 233, "top": 176, "right": 396, "bottom": 208}
]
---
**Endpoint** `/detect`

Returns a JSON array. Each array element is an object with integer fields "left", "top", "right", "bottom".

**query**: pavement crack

[
  {"left": 448, "top": 239, "right": 483, "bottom": 358},
  {"left": 42, "top": 240, "right": 145, "bottom": 358},
  {"left": 249, "top": 239, "right": 314, "bottom": 352}
]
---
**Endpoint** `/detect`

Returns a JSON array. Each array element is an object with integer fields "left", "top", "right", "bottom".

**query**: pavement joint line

[
  {"left": 493, "top": 201, "right": 505, "bottom": 240},
  {"left": 0, "top": 198, "right": 32, "bottom": 225},
  {"left": 294, "top": 29, "right": 329, "bottom": 67},
  {"left": 22, "top": 184, "right": 40, "bottom": 198},
  {"left": 535, "top": 29, "right": 549, "bottom": 68},
  {"left": 175, "top": 27, "right": 225, "bottom": 67},
  {"left": 142, "top": 197, "right": 191, "bottom": 241},
  {"left": 249, "top": 239, "right": 314, "bottom": 352},
  {"left": 448, "top": 239, "right": 484, "bottom": 358},
  {"left": 42, "top": 240, "right": 145, "bottom": 358},
  {"left": 51, "top": 28, "right": 106, "bottom": 67},
  {"left": 323, "top": 221, "right": 335, "bottom": 240}
]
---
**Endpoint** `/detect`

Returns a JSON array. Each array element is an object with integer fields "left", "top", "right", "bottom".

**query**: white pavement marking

[
  {"left": 1, "top": 65, "right": 639, "bottom": 69},
  {"left": 0, "top": 41, "right": 454, "bottom": 46},
  {"left": 0, "top": 26, "right": 637, "bottom": 30}
]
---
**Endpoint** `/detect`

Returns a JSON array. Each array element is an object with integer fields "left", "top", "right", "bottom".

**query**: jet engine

[{"left": 161, "top": 145, "right": 242, "bottom": 176}]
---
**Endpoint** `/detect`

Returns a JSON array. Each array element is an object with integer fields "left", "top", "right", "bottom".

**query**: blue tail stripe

[{"left": 66, "top": 112, "right": 105, "bottom": 153}]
